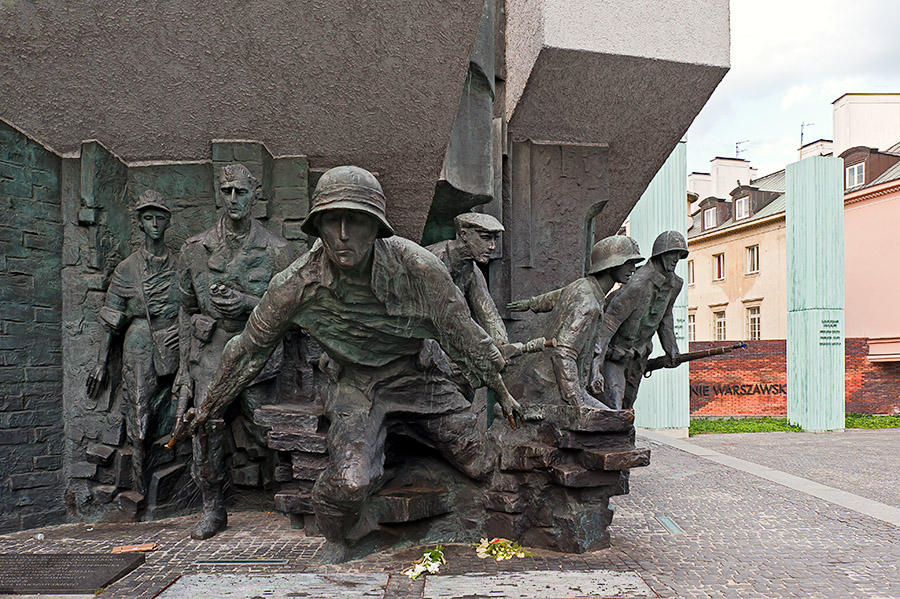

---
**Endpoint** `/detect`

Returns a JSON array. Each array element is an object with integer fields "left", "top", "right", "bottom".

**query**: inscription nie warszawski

[{"left": 690, "top": 383, "right": 787, "bottom": 397}]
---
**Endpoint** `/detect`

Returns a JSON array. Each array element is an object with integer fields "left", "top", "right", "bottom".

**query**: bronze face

[
  {"left": 459, "top": 228, "right": 499, "bottom": 264},
  {"left": 610, "top": 260, "right": 638, "bottom": 284},
  {"left": 138, "top": 208, "right": 170, "bottom": 241},
  {"left": 219, "top": 178, "right": 255, "bottom": 221},
  {"left": 318, "top": 209, "right": 380, "bottom": 268},
  {"left": 658, "top": 250, "right": 681, "bottom": 273}
]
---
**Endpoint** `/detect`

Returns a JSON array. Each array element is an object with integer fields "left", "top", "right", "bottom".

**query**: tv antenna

[
  {"left": 735, "top": 140, "right": 750, "bottom": 158},
  {"left": 800, "top": 122, "right": 815, "bottom": 147}
]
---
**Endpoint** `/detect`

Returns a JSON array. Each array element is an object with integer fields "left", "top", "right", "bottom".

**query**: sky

[{"left": 686, "top": 0, "right": 900, "bottom": 177}]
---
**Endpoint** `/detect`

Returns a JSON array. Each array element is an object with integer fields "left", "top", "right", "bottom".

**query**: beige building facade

[{"left": 687, "top": 169, "right": 787, "bottom": 342}]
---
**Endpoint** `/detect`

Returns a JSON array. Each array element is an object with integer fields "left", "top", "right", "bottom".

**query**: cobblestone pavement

[
  {"left": 689, "top": 429, "right": 900, "bottom": 507},
  {"left": 1, "top": 434, "right": 898, "bottom": 598}
]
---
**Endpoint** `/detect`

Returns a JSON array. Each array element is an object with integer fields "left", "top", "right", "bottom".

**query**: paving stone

[
  {"left": 423, "top": 570, "right": 654, "bottom": 598},
  {"left": 156, "top": 573, "right": 386, "bottom": 598}
]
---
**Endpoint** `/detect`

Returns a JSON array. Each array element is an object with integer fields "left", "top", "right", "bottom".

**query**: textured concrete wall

[
  {"left": 0, "top": 121, "right": 65, "bottom": 532},
  {"left": 627, "top": 142, "right": 689, "bottom": 430},
  {"left": 0, "top": 0, "right": 484, "bottom": 240},
  {"left": 689, "top": 340, "right": 900, "bottom": 416}
]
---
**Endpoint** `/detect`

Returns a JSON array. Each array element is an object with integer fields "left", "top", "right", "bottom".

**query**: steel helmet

[
  {"left": 650, "top": 230, "right": 688, "bottom": 259},
  {"left": 133, "top": 189, "right": 171, "bottom": 214},
  {"left": 587, "top": 235, "right": 643, "bottom": 275},
  {"left": 301, "top": 166, "right": 394, "bottom": 238}
]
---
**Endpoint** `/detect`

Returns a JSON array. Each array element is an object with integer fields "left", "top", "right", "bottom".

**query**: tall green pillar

[
  {"left": 786, "top": 156, "right": 845, "bottom": 431},
  {"left": 627, "top": 141, "right": 690, "bottom": 434}
]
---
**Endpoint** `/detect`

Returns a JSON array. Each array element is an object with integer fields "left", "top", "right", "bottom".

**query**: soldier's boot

[
  {"left": 191, "top": 483, "right": 227, "bottom": 540},
  {"left": 190, "top": 420, "right": 227, "bottom": 540}
]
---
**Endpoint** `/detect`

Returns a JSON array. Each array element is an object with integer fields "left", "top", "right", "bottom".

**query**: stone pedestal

[{"left": 255, "top": 401, "right": 648, "bottom": 558}]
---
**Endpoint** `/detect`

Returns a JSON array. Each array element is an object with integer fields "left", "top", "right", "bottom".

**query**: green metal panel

[
  {"left": 785, "top": 156, "right": 845, "bottom": 431},
  {"left": 627, "top": 141, "right": 689, "bottom": 430}
]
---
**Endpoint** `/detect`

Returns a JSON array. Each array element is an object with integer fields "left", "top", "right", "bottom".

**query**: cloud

[{"left": 687, "top": 0, "right": 900, "bottom": 174}]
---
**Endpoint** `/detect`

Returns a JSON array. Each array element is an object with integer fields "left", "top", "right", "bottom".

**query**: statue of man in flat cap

[
  {"left": 174, "top": 163, "right": 293, "bottom": 539},
  {"left": 176, "top": 165, "right": 521, "bottom": 548},
  {"left": 426, "top": 212, "right": 507, "bottom": 345},
  {"left": 87, "top": 190, "right": 180, "bottom": 498}
]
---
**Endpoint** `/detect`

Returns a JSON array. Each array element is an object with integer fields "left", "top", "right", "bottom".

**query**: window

[
  {"left": 746, "top": 306, "right": 761, "bottom": 340},
  {"left": 735, "top": 196, "right": 750, "bottom": 220},
  {"left": 713, "top": 253, "right": 725, "bottom": 281},
  {"left": 714, "top": 311, "right": 727, "bottom": 341},
  {"left": 704, "top": 207, "right": 717, "bottom": 229},
  {"left": 846, "top": 162, "right": 864, "bottom": 188},
  {"left": 687, "top": 313, "right": 696, "bottom": 342},
  {"left": 687, "top": 260, "right": 695, "bottom": 285},
  {"left": 746, "top": 245, "right": 759, "bottom": 274}
]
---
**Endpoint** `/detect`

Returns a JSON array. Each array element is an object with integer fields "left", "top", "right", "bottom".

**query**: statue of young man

[
  {"left": 426, "top": 212, "right": 507, "bottom": 345},
  {"left": 174, "top": 164, "right": 293, "bottom": 539},
  {"left": 589, "top": 230, "right": 688, "bottom": 409},
  {"left": 507, "top": 236, "right": 643, "bottom": 410},
  {"left": 179, "top": 165, "right": 521, "bottom": 545},
  {"left": 87, "top": 190, "right": 180, "bottom": 497}
]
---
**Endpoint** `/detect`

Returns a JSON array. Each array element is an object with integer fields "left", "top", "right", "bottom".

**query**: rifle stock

[{"left": 644, "top": 342, "right": 747, "bottom": 376}]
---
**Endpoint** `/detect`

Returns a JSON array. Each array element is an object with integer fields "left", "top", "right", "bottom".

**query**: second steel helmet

[
  {"left": 650, "top": 230, "right": 689, "bottom": 259},
  {"left": 587, "top": 235, "right": 643, "bottom": 275},
  {"left": 301, "top": 166, "right": 394, "bottom": 238}
]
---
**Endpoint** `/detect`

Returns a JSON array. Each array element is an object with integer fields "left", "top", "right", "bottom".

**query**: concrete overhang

[
  {"left": 506, "top": 0, "right": 729, "bottom": 236},
  {"left": 0, "top": 0, "right": 484, "bottom": 239}
]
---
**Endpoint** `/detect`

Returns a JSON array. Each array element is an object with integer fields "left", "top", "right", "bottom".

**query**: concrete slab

[
  {"left": 156, "top": 573, "right": 387, "bottom": 599},
  {"left": 424, "top": 570, "right": 654, "bottom": 598}
]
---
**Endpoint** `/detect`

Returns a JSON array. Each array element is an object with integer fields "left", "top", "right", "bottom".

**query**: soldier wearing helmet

[
  {"left": 506, "top": 235, "right": 643, "bottom": 411},
  {"left": 174, "top": 163, "right": 293, "bottom": 540},
  {"left": 589, "top": 230, "right": 688, "bottom": 410},
  {"left": 182, "top": 165, "right": 521, "bottom": 551},
  {"left": 86, "top": 189, "right": 180, "bottom": 499}
]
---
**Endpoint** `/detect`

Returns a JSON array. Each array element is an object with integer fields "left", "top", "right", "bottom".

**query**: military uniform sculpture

[
  {"left": 174, "top": 164, "right": 293, "bottom": 539},
  {"left": 86, "top": 190, "right": 180, "bottom": 496},
  {"left": 507, "top": 236, "right": 643, "bottom": 410},
  {"left": 174, "top": 166, "right": 521, "bottom": 548},
  {"left": 426, "top": 212, "right": 508, "bottom": 345},
  {"left": 589, "top": 230, "right": 688, "bottom": 409}
]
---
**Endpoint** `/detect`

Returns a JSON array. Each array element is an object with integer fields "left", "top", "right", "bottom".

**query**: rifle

[
  {"left": 164, "top": 408, "right": 196, "bottom": 450},
  {"left": 644, "top": 342, "right": 747, "bottom": 377},
  {"left": 487, "top": 337, "right": 556, "bottom": 429}
]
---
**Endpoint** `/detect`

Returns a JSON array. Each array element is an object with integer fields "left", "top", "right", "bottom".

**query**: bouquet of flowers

[
  {"left": 473, "top": 537, "right": 533, "bottom": 560},
  {"left": 402, "top": 545, "right": 446, "bottom": 580}
]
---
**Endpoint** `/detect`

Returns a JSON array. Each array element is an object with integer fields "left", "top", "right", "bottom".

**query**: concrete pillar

[
  {"left": 627, "top": 141, "right": 690, "bottom": 434},
  {"left": 786, "top": 156, "right": 845, "bottom": 431}
]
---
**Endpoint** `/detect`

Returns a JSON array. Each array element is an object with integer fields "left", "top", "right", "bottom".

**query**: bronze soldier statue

[
  {"left": 589, "top": 230, "right": 688, "bottom": 409},
  {"left": 86, "top": 190, "right": 180, "bottom": 497},
  {"left": 507, "top": 236, "right": 643, "bottom": 410},
  {"left": 174, "top": 164, "right": 293, "bottom": 539},
  {"left": 176, "top": 165, "right": 521, "bottom": 547},
  {"left": 426, "top": 212, "right": 507, "bottom": 345}
]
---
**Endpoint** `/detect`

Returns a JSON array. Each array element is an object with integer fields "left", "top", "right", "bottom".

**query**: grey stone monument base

[{"left": 255, "top": 401, "right": 648, "bottom": 561}]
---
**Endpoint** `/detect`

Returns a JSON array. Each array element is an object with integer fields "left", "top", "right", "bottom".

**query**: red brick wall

[{"left": 688, "top": 339, "right": 900, "bottom": 416}]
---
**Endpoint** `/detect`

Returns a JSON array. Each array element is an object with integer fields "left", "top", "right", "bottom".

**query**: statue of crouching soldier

[
  {"left": 507, "top": 235, "right": 643, "bottom": 411},
  {"left": 589, "top": 230, "right": 688, "bottom": 409},
  {"left": 87, "top": 190, "right": 180, "bottom": 498},
  {"left": 172, "top": 166, "right": 521, "bottom": 553},
  {"left": 173, "top": 164, "right": 293, "bottom": 539}
]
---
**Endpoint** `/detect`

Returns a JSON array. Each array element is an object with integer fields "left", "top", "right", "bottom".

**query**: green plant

[
  {"left": 689, "top": 417, "right": 802, "bottom": 435},
  {"left": 845, "top": 413, "right": 900, "bottom": 429}
]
